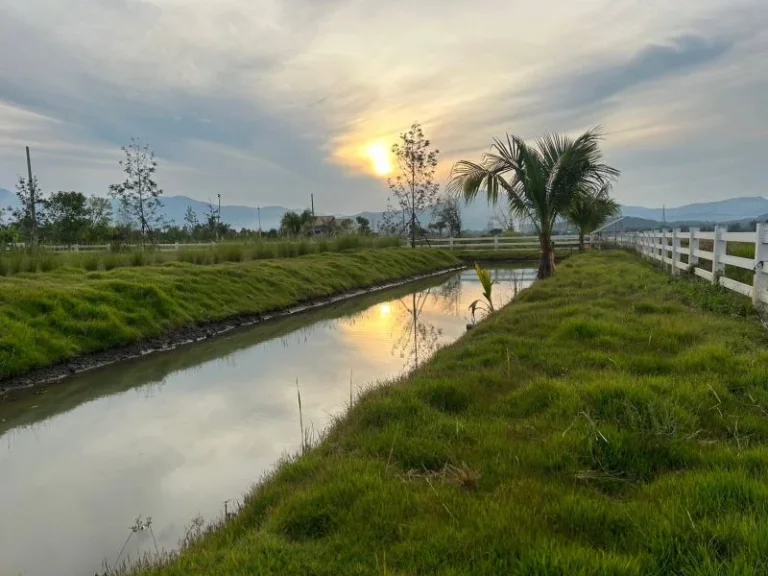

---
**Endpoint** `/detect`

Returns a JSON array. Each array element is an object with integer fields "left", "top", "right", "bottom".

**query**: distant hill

[
  {"left": 156, "top": 195, "right": 288, "bottom": 230},
  {"left": 0, "top": 188, "right": 14, "bottom": 209},
  {"left": 2, "top": 188, "right": 766, "bottom": 231},
  {"left": 621, "top": 196, "right": 768, "bottom": 223}
]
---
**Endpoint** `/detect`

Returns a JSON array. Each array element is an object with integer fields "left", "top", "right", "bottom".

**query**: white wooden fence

[
  {"left": 403, "top": 235, "right": 592, "bottom": 251},
  {"left": 609, "top": 225, "right": 768, "bottom": 306}
]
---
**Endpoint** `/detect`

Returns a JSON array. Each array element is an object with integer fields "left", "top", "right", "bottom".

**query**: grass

[
  {"left": 0, "top": 236, "right": 402, "bottom": 277},
  {"left": 0, "top": 249, "right": 459, "bottom": 381},
  {"left": 130, "top": 250, "right": 768, "bottom": 576}
]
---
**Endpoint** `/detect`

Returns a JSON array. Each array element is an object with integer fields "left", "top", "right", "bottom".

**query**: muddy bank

[{"left": 0, "top": 267, "right": 462, "bottom": 395}]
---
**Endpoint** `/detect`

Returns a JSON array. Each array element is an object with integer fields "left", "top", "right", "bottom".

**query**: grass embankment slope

[
  {"left": 140, "top": 251, "right": 768, "bottom": 576},
  {"left": 0, "top": 249, "right": 459, "bottom": 380}
]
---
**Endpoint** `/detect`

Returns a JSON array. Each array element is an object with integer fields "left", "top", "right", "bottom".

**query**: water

[{"left": 0, "top": 267, "right": 534, "bottom": 576}]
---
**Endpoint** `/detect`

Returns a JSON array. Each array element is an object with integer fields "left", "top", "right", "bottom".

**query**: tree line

[
  {"left": 277, "top": 209, "right": 372, "bottom": 237},
  {"left": 3, "top": 126, "right": 622, "bottom": 264},
  {"left": 0, "top": 139, "right": 267, "bottom": 248}
]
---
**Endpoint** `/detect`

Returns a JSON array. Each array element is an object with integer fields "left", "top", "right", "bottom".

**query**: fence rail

[
  {"left": 609, "top": 225, "right": 768, "bottom": 306},
  {"left": 402, "top": 235, "right": 593, "bottom": 251}
]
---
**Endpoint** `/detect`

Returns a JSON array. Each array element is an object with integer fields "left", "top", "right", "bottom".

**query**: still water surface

[{"left": 0, "top": 267, "right": 534, "bottom": 576}]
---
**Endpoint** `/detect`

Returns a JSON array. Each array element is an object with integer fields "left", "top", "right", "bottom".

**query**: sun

[{"left": 365, "top": 142, "right": 393, "bottom": 176}]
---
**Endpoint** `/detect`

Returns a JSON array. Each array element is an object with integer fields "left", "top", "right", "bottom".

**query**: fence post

[
  {"left": 712, "top": 226, "right": 726, "bottom": 285},
  {"left": 753, "top": 223, "right": 767, "bottom": 306},
  {"left": 449, "top": 237, "right": 454, "bottom": 251},
  {"left": 174, "top": 242, "right": 179, "bottom": 251},
  {"left": 494, "top": 236, "right": 499, "bottom": 252},
  {"left": 658, "top": 230, "right": 664, "bottom": 266},
  {"left": 671, "top": 228, "right": 680, "bottom": 275},
  {"left": 689, "top": 228, "right": 699, "bottom": 272}
]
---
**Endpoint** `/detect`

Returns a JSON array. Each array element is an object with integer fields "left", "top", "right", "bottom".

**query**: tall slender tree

[
  {"left": 109, "top": 138, "right": 163, "bottom": 244},
  {"left": 388, "top": 123, "right": 440, "bottom": 248},
  {"left": 449, "top": 128, "right": 619, "bottom": 278},
  {"left": 184, "top": 205, "right": 199, "bottom": 239}
]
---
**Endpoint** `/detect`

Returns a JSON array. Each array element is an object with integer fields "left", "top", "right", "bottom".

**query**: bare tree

[
  {"left": 487, "top": 203, "right": 515, "bottom": 233},
  {"left": 109, "top": 138, "right": 164, "bottom": 244},
  {"left": 380, "top": 199, "right": 401, "bottom": 236},
  {"left": 184, "top": 205, "right": 199, "bottom": 239},
  {"left": 388, "top": 122, "right": 440, "bottom": 248}
]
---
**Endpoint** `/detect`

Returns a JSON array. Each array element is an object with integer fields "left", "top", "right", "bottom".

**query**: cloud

[
  {"left": 0, "top": 0, "right": 766, "bottom": 211},
  {"left": 560, "top": 35, "right": 733, "bottom": 110}
]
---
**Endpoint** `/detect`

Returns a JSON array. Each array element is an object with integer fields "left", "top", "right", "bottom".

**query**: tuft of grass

[
  {"left": 131, "top": 251, "right": 768, "bottom": 576},
  {"left": 0, "top": 250, "right": 459, "bottom": 381}
]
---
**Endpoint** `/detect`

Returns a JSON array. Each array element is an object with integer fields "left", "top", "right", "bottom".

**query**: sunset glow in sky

[
  {"left": 365, "top": 143, "right": 393, "bottom": 177},
  {"left": 1, "top": 0, "right": 766, "bottom": 212}
]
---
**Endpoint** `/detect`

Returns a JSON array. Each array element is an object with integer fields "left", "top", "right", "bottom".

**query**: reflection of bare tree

[
  {"left": 434, "top": 274, "right": 462, "bottom": 316},
  {"left": 393, "top": 288, "right": 443, "bottom": 371}
]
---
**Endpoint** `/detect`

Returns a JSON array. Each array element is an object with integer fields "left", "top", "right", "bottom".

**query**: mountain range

[
  {"left": 620, "top": 196, "right": 768, "bottom": 223},
  {"left": 1, "top": 188, "right": 766, "bottom": 231}
]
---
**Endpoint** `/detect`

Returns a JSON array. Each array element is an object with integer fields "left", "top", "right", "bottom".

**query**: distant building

[{"left": 311, "top": 216, "right": 337, "bottom": 236}]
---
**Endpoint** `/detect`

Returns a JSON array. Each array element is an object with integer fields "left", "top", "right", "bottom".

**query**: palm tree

[
  {"left": 566, "top": 184, "right": 620, "bottom": 251},
  {"left": 448, "top": 127, "right": 619, "bottom": 279}
]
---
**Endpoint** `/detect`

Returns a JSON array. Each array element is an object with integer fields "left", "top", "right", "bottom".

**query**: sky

[{"left": 0, "top": 0, "right": 766, "bottom": 213}]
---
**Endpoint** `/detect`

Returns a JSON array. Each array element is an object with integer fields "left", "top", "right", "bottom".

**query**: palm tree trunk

[{"left": 538, "top": 233, "right": 556, "bottom": 279}]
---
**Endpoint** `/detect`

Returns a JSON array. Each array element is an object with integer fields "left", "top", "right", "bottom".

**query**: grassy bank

[
  {"left": 137, "top": 251, "right": 768, "bottom": 576},
  {"left": 0, "top": 249, "right": 459, "bottom": 381},
  {"left": 0, "top": 236, "right": 401, "bottom": 277}
]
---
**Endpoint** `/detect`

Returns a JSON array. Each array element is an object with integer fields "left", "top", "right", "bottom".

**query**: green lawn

[
  {"left": 0, "top": 249, "right": 459, "bottom": 380},
  {"left": 136, "top": 251, "right": 768, "bottom": 576}
]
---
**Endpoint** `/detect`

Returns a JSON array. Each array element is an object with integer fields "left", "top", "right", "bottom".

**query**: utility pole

[
  {"left": 26, "top": 146, "right": 37, "bottom": 245},
  {"left": 217, "top": 193, "right": 221, "bottom": 242},
  {"left": 257, "top": 206, "right": 262, "bottom": 238},
  {"left": 311, "top": 193, "right": 315, "bottom": 238}
]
